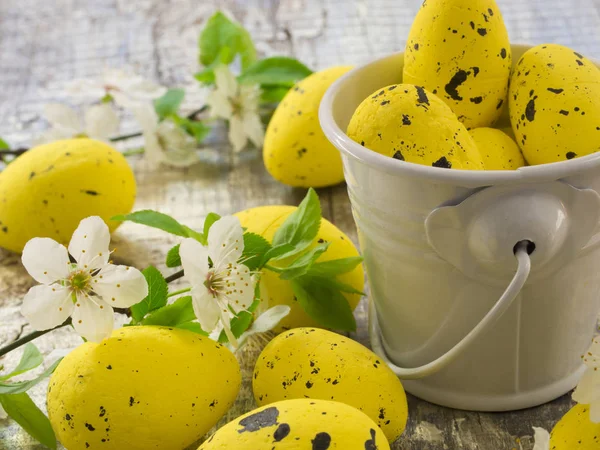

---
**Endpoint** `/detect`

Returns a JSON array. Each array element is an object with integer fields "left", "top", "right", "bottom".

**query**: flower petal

[
  {"left": 72, "top": 294, "right": 114, "bottom": 342},
  {"left": 20, "top": 285, "right": 74, "bottom": 331},
  {"left": 130, "top": 103, "right": 159, "bottom": 132},
  {"left": 532, "top": 427, "right": 550, "bottom": 450},
  {"left": 43, "top": 104, "right": 82, "bottom": 131},
  {"left": 208, "top": 216, "right": 244, "bottom": 267},
  {"left": 84, "top": 104, "right": 120, "bottom": 141},
  {"left": 191, "top": 285, "right": 220, "bottom": 333},
  {"left": 180, "top": 238, "right": 210, "bottom": 287},
  {"left": 92, "top": 264, "right": 148, "bottom": 307},
  {"left": 34, "top": 127, "right": 77, "bottom": 145},
  {"left": 228, "top": 115, "right": 248, "bottom": 152},
  {"left": 223, "top": 263, "right": 254, "bottom": 312},
  {"left": 206, "top": 90, "right": 233, "bottom": 119},
  {"left": 241, "top": 111, "right": 265, "bottom": 149},
  {"left": 22, "top": 238, "right": 70, "bottom": 284},
  {"left": 68, "top": 216, "right": 110, "bottom": 270},
  {"left": 213, "top": 65, "right": 238, "bottom": 98}
]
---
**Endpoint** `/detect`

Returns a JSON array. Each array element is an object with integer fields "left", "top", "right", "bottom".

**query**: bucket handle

[{"left": 369, "top": 241, "right": 532, "bottom": 380}]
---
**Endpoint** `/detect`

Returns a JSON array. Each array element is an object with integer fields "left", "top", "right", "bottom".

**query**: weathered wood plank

[{"left": 1, "top": 0, "right": 599, "bottom": 448}]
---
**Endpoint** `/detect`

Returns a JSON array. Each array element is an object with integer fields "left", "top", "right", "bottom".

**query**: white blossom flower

[
  {"left": 179, "top": 216, "right": 256, "bottom": 346},
  {"left": 67, "top": 69, "right": 167, "bottom": 108},
  {"left": 573, "top": 337, "right": 600, "bottom": 422},
  {"left": 532, "top": 427, "right": 550, "bottom": 450},
  {"left": 131, "top": 103, "right": 199, "bottom": 167},
  {"left": 36, "top": 103, "right": 119, "bottom": 144},
  {"left": 20, "top": 217, "right": 148, "bottom": 342},
  {"left": 206, "top": 64, "right": 264, "bottom": 152}
]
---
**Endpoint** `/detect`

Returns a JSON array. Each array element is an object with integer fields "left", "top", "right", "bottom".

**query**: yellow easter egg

[
  {"left": 47, "top": 326, "right": 241, "bottom": 450},
  {"left": 347, "top": 84, "right": 484, "bottom": 169},
  {"left": 468, "top": 127, "right": 525, "bottom": 170},
  {"left": 550, "top": 404, "right": 600, "bottom": 449},
  {"left": 263, "top": 66, "right": 353, "bottom": 188},
  {"left": 403, "top": 0, "right": 511, "bottom": 128},
  {"left": 198, "top": 399, "right": 390, "bottom": 450},
  {"left": 253, "top": 328, "right": 408, "bottom": 442},
  {"left": 235, "top": 205, "right": 364, "bottom": 333},
  {"left": 0, "top": 139, "right": 135, "bottom": 253},
  {"left": 509, "top": 44, "right": 600, "bottom": 165}
]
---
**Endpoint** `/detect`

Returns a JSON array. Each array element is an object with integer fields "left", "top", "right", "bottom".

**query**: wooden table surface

[{"left": 2, "top": 1, "right": 600, "bottom": 449}]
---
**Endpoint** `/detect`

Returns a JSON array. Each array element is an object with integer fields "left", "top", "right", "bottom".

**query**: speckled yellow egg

[
  {"left": 0, "top": 139, "right": 135, "bottom": 253},
  {"left": 403, "top": 0, "right": 511, "bottom": 128},
  {"left": 468, "top": 127, "right": 525, "bottom": 170},
  {"left": 263, "top": 66, "right": 352, "bottom": 188},
  {"left": 550, "top": 404, "right": 600, "bottom": 449},
  {"left": 47, "top": 326, "right": 241, "bottom": 450},
  {"left": 347, "top": 84, "right": 484, "bottom": 170},
  {"left": 509, "top": 44, "right": 600, "bottom": 165},
  {"left": 198, "top": 399, "right": 390, "bottom": 450},
  {"left": 252, "top": 328, "right": 408, "bottom": 442},
  {"left": 235, "top": 205, "right": 364, "bottom": 333}
]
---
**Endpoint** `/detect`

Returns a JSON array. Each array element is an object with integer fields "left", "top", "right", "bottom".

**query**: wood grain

[{"left": 2, "top": 0, "right": 600, "bottom": 448}]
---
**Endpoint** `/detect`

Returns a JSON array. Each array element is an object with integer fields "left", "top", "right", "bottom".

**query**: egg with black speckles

[
  {"left": 197, "top": 398, "right": 389, "bottom": 450},
  {"left": 468, "top": 128, "right": 525, "bottom": 170},
  {"left": 0, "top": 139, "right": 136, "bottom": 253},
  {"left": 263, "top": 66, "right": 353, "bottom": 188},
  {"left": 252, "top": 328, "right": 408, "bottom": 442},
  {"left": 235, "top": 206, "right": 364, "bottom": 333},
  {"left": 509, "top": 44, "right": 600, "bottom": 165},
  {"left": 403, "top": 0, "right": 511, "bottom": 128},
  {"left": 549, "top": 404, "right": 600, "bottom": 449},
  {"left": 47, "top": 326, "right": 241, "bottom": 450},
  {"left": 347, "top": 84, "right": 484, "bottom": 170}
]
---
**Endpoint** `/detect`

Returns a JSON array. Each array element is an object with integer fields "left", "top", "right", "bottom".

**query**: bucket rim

[{"left": 319, "top": 45, "right": 600, "bottom": 186}]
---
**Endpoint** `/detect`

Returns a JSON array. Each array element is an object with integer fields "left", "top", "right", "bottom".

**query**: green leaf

[
  {"left": 271, "top": 188, "right": 321, "bottom": 260},
  {"left": 0, "top": 393, "right": 57, "bottom": 449},
  {"left": 260, "top": 85, "right": 290, "bottom": 104},
  {"left": 218, "top": 310, "right": 254, "bottom": 343},
  {"left": 0, "top": 137, "right": 10, "bottom": 150},
  {"left": 203, "top": 212, "right": 222, "bottom": 238},
  {"left": 154, "top": 88, "right": 185, "bottom": 120},
  {"left": 261, "top": 243, "right": 295, "bottom": 266},
  {"left": 308, "top": 256, "right": 363, "bottom": 277},
  {"left": 0, "top": 344, "right": 43, "bottom": 381},
  {"left": 326, "top": 278, "right": 365, "bottom": 296},
  {"left": 112, "top": 210, "right": 191, "bottom": 237},
  {"left": 280, "top": 243, "right": 329, "bottom": 280},
  {"left": 130, "top": 266, "right": 168, "bottom": 322},
  {"left": 198, "top": 12, "right": 257, "bottom": 70},
  {"left": 239, "top": 57, "right": 312, "bottom": 87},
  {"left": 171, "top": 114, "right": 211, "bottom": 144},
  {"left": 291, "top": 276, "right": 356, "bottom": 331},
  {"left": 242, "top": 232, "right": 272, "bottom": 271},
  {"left": 0, "top": 358, "right": 62, "bottom": 395},
  {"left": 175, "top": 322, "right": 207, "bottom": 335},
  {"left": 166, "top": 244, "right": 182, "bottom": 268},
  {"left": 141, "top": 296, "right": 201, "bottom": 332}
]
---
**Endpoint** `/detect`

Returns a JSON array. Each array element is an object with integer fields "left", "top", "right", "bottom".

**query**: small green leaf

[
  {"left": 141, "top": 296, "right": 198, "bottom": 328},
  {"left": 218, "top": 311, "right": 254, "bottom": 343},
  {"left": 171, "top": 114, "right": 211, "bottom": 144},
  {"left": 0, "top": 138, "right": 10, "bottom": 150},
  {"left": 0, "top": 344, "right": 43, "bottom": 381},
  {"left": 260, "top": 85, "right": 290, "bottom": 104},
  {"left": 329, "top": 279, "right": 365, "bottom": 296},
  {"left": 130, "top": 266, "right": 168, "bottom": 322},
  {"left": 0, "top": 393, "right": 57, "bottom": 449},
  {"left": 199, "top": 12, "right": 257, "bottom": 70},
  {"left": 166, "top": 244, "right": 182, "bottom": 268},
  {"left": 291, "top": 276, "right": 356, "bottom": 331},
  {"left": 112, "top": 210, "right": 191, "bottom": 237},
  {"left": 0, "top": 358, "right": 62, "bottom": 395},
  {"left": 280, "top": 243, "right": 329, "bottom": 280},
  {"left": 154, "top": 88, "right": 185, "bottom": 120},
  {"left": 175, "top": 322, "right": 207, "bottom": 335},
  {"left": 308, "top": 256, "right": 363, "bottom": 277},
  {"left": 242, "top": 232, "right": 272, "bottom": 271},
  {"left": 203, "top": 212, "right": 222, "bottom": 238},
  {"left": 271, "top": 188, "right": 321, "bottom": 260},
  {"left": 261, "top": 243, "right": 295, "bottom": 266},
  {"left": 239, "top": 57, "right": 312, "bottom": 87}
]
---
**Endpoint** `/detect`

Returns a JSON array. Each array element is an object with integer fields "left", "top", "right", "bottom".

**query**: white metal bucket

[{"left": 319, "top": 44, "right": 600, "bottom": 411}]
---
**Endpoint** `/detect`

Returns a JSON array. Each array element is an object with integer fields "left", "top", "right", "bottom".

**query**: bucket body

[{"left": 320, "top": 45, "right": 600, "bottom": 411}]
